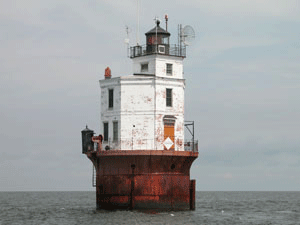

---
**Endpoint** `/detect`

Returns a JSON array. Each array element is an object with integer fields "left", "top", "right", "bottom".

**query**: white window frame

[{"left": 166, "top": 63, "right": 173, "bottom": 75}]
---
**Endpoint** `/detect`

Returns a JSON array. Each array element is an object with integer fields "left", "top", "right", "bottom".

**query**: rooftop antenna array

[
  {"left": 181, "top": 25, "right": 195, "bottom": 46},
  {"left": 178, "top": 24, "right": 195, "bottom": 55}
]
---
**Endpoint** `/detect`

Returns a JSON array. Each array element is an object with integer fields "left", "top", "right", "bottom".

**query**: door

[{"left": 164, "top": 122, "right": 175, "bottom": 150}]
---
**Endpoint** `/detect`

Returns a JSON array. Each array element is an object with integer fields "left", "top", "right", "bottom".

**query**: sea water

[{"left": 0, "top": 191, "right": 299, "bottom": 225}]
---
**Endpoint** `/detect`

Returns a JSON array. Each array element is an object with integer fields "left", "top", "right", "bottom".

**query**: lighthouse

[{"left": 82, "top": 19, "right": 198, "bottom": 210}]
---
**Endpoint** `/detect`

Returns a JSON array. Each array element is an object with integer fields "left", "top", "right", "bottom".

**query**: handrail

[
  {"left": 130, "top": 44, "right": 186, "bottom": 58},
  {"left": 93, "top": 138, "right": 198, "bottom": 152}
]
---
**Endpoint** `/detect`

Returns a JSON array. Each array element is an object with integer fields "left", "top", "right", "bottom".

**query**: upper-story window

[
  {"left": 166, "top": 63, "right": 173, "bottom": 75},
  {"left": 108, "top": 89, "right": 113, "bottom": 108},
  {"left": 166, "top": 88, "right": 172, "bottom": 107},
  {"left": 141, "top": 63, "right": 148, "bottom": 72}
]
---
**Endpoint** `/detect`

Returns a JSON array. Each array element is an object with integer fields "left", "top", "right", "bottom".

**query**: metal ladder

[{"left": 92, "top": 165, "right": 96, "bottom": 187}]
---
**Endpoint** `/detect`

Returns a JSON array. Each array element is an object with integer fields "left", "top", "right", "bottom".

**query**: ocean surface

[{"left": 0, "top": 191, "right": 299, "bottom": 225}]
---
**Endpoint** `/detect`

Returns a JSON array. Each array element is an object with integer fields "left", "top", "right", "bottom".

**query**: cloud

[
  {"left": 223, "top": 173, "right": 233, "bottom": 179},
  {"left": 268, "top": 153, "right": 300, "bottom": 167},
  {"left": 172, "top": 0, "right": 300, "bottom": 19}
]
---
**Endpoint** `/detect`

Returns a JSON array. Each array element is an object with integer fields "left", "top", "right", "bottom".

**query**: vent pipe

[{"left": 165, "top": 14, "right": 168, "bottom": 32}]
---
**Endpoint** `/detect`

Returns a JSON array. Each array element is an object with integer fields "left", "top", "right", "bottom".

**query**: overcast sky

[{"left": 1, "top": 0, "right": 300, "bottom": 191}]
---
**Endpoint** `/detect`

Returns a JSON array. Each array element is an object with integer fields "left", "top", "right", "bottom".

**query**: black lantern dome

[{"left": 145, "top": 20, "right": 170, "bottom": 38}]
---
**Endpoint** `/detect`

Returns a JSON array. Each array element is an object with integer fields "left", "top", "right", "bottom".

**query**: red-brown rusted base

[{"left": 87, "top": 150, "right": 198, "bottom": 210}]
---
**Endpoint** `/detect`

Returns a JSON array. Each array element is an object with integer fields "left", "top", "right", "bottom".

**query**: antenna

[
  {"left": 136, "top": 0, "right": 140, "bottom": 45},
  {"left": 124, "top": 26, "right": 130, "bottom": 57},
  {"left": 178, "top": 24, "right": 183, "bottom": 55},
  {"left": 178, "top": 24, "right": 195, "bottom": 56},
  {"left": 124, "top": 26, "right": 130, "bottom": 44},
  {"left": 154, "top": 16, "right": 160, "bottom": 52}
]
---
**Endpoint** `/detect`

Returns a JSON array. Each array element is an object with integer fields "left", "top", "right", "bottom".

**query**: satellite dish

[{"left": 181, "top": 25, "right": 195, "bottom": 46}]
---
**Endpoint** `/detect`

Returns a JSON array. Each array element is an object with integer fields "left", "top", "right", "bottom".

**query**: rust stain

[
  {"left": 156, "top": 90, "right": 166, "bottom": 98},
  {"left": 176, "top": 123, "right": 183, "bottom": 132},
  {"left": 145, "top": 97, "right": 152, "bottom": 103},
  {"left": 155, "top": 127, "right": 163, "bottom": 143},
  {"left": 176, "top": 138, "right": 183, "bottom": 148},
  {"left": 156, "top": 114, "right": 163, "bottom": 120}
]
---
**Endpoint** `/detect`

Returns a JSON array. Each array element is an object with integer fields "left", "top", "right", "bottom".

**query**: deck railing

[
  {"left": 130, "top": 44, "right": 186, "bottom": 58},
  {"left": 93, "top": 138, "right": 198, "bottom": 152},
  {"left": 184, "top": 140, "right": 198, "bottom": 152}
]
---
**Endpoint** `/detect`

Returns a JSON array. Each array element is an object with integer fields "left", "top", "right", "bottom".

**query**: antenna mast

[
  {"left": 154, "top": 16, "right": 159, "bottom": 53},
  {"left": 179, "top": 24, "right": 182, "bottom": 56},
  {"left": 125, "top": 26, "right": 130, "bottom": 57},
  {"left": 136, "top": 0, "right": 140, "bottom": 45}
]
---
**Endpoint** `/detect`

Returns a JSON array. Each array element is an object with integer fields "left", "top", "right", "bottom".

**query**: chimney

[{"left": 104, "top": 67, "right": 111, "bottom": 79}]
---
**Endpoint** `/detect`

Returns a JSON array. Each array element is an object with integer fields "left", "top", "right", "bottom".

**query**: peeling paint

[{"left": 99, "top": 75, "right": 185, "bottom": 151}]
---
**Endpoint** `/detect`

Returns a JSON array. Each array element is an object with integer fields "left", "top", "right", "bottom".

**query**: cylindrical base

[{"left": 88, "top": 150, "right": 198, "bottom": 210}]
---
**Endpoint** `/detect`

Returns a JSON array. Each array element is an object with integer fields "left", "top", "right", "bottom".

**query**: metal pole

[
  {"left": 130, "top": 164, "right": 135, "bottom": 210},
  {"left": 180, "top": 24, "right": 182, "bottom": 56},
  {"left": 136, "top": 0, "right": 140, "bottom": 45},
  {"left": 132, "top": 125, "right": 135, "bottom": 150},
  {"left": 192, "top": 121, "right": 195, "bottom": 152},
  {"left": 155, "top": 17, "right": 158, "bottom": 53}
]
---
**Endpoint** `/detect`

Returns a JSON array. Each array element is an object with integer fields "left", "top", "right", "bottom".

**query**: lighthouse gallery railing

[
  {"left": 95, "top": 138, "right": 198, "bottom": 152},
  {"left": 130, "top": 44, "right": 186, "bottom": 58}
]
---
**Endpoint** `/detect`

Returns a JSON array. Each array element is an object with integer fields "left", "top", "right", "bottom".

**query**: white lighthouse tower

[{"left": 100, "top": 19, "right": 186, "bottom": 152}]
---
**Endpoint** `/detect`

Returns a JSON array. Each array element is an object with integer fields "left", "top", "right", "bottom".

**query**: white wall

[
  {"left": 99, "top": 78, "right": 121, "bottom": 150},
  {"left": 132, "top": 55, "right": 183, "bottom": 79},
  {"left": 132, "top": 55, "right": 156, "bottom": 75},
  {"left": 99, "top": 55, "right": 186, "bottom": 151},
  {"left": 120, "top": 76, "right": 155, "bottom": 150},
  {"left": 154, "top": 77, "right": 185, "bottom": 151}
]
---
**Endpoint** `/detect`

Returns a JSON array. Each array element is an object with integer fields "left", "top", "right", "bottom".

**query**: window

[
  {"left": 158, "top": 45, "right": 165, "bottom": 53},
  {"left": 113, "top": 121, "right": 118, "bottom": 142},
  {"left": 108, "top": 89, "right": 113, "bottom": 108},
  {"left": 166, "top": 63, "right": 173, "bottom": 75},
  {"left": 166, "top": 88, "right": 172, "bottom": 107},
  {"left": 103, "top": 122, "right": 108, "bottom": 142},
  {"left": 141, "top": 63, "right": 148, "bottom": 72}
]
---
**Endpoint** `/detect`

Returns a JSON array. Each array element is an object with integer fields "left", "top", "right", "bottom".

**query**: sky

[{"left": 1, "top": 0, "right": 300, "bottom": 191}]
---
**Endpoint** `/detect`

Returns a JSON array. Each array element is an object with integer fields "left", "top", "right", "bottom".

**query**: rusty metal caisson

[{"left": 86, "top": 149, "right": 198, "bottom": 210}]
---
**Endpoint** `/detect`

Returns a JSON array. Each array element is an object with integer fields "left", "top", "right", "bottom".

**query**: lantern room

[
  {"left": 130, "top": 18, "right": 186, "bottom": 58},
  {"left": 145, "top": 20, "right": 170, "bottom": 54}
]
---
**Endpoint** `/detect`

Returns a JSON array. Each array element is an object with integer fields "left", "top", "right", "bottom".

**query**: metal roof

[{"left": 145, "top": 21, "right": 170, "bottom": 36}]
